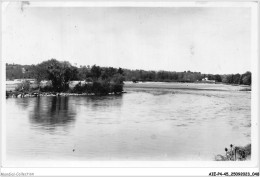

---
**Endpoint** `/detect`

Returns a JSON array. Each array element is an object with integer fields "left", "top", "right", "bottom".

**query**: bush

[
  {"left": 15, "top": 80, "right": 31, "bottom": 92},
  {"left": 39, "top": 81, "right": 54, "bottom": 92},
  {"left": 71, "top": 82, "right": 93, "bottom": 94},
  {"left": 72, "top": 82, "right": 85, "bottom": 93},
  {"left": 83, "top": 83, "right": 93, "bottom": 94},
  {"left": 111, "top": 83, "right": 123, "bottom": 93},
  {"left": 71, "top": 81, "right": 123, "bottom": 95},
  {"left": 40, "top": 85, "right": 54, "bottom": 92},
  {"left": 92, "top": 80, "right": 110, "bottom": 95}
]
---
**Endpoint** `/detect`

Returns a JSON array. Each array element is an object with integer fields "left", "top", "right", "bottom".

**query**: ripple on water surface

[{"left": 6, "top": 84, "right": 251, "bottom": 161}]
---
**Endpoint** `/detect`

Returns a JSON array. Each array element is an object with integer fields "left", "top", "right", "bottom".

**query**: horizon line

[{"left": 5, "top": 61, "right": 251, "bottom": 75}]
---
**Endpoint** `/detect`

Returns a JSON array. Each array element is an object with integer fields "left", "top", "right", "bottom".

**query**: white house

[{"left": 202, "top": 77, "right": 215, "bottom": 83}]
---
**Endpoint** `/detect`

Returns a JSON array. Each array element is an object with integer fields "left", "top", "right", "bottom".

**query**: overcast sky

[{"left": 2, "top": 3, "right": 251, "bottom": 74}]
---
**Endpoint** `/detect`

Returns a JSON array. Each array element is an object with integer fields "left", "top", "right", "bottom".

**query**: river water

[{"left": 6, "top": 83, "right": 251, "bottom": 161}]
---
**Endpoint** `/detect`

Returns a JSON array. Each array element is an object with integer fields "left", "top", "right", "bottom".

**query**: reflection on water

[
  {"left": 29, "top": 97, "right": 76, "bottom": 127},
  {"left": 6, "top": 85, "right": 251, "bottom": 161}
]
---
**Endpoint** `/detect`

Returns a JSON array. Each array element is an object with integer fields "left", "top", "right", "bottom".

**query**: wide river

[{"left": 6, "top": 83, "right": 251, "bottom": 161}]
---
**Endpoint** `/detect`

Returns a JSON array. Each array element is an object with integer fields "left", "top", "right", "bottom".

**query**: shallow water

[{"left": 6, "top": 83, "right": 251, "bottom": 161}]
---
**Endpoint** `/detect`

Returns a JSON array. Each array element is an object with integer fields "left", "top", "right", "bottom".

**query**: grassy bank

[{"left": 124, "top": 82, "right": 251, "bottom": 92}]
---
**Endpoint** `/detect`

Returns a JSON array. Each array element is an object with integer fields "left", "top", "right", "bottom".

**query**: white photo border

[{"left": 0, "top": 0, "right": 259, "bottom": 176}]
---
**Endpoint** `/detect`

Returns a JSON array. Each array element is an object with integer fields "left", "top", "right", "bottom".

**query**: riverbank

[
  {"left": 6, "top": 80, "right": 251, "bottom": 92},
  {"left": 6, "top": 91, "right": 127, "bottom": 98},
  {"left": 124, "top": 82, "right": 251, "bottom": 92},
  {"left": 6, "top": 82, "right": 251, "bottom": 98}
]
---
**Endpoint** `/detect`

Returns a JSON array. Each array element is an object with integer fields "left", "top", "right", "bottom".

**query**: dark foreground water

[{"left": 6, "top": 83, "right": 251, "bottom": 161}]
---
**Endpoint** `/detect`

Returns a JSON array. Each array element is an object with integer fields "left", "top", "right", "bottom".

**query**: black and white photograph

[{"left": 0, "top": 1, "right": 259, "bottom": 176}]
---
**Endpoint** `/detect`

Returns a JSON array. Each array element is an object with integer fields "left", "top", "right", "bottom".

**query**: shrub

[
  {"left": 92, "top": 80, "right": 110, "bottom": 95},
  {"left": 71, "top": 82, "right": 93, "bottom": 94},
  {"left": 83, "top": 83, "right": 93, "bottom": 94},
  {"left": 30, "top": 83, "right": 40, "bottom": 91},
  {"left": 15, "top": 80, "right": 31, "bottom": 92},
  {"left": 40, "top": 85, "right": 54, "bottom": 92},
  {"left": 111, "top": 83, "right": 123, "bottom": 93},
  {"left": 72, "top": 82, "right": 84, "bottom": 93},
  {"left": 39, "top": 81, "right": 54, "bottom": 92}
]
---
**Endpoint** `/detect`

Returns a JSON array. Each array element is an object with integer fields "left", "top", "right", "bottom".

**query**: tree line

[
  {"left": 6, "top": 60, "right": 252, "bottom": 89},
  {"left": 123, "top": 69, "right": 251, "bottom": 85}
]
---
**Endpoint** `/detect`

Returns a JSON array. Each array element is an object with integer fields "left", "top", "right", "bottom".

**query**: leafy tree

[
  {"left": 34, "top": 59, "right": 77, "bottom": 92},
  {"left": 241, "top": 71, "right": 251, "bottom": 85},
  {"left": 118, "top": 67, "right": 124, "bottom": 75},
  {"left": 110, "top": 73, "right": 124, "bottom": 93},
  {"left": 214, "top": 74, "right": 222, "bottom": 82},
  {"left": 233, "top": 74, "right": 241, "bottom": 84},
  {"left": 91, "top": 65, "right": 102, "bottom": 80}
]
